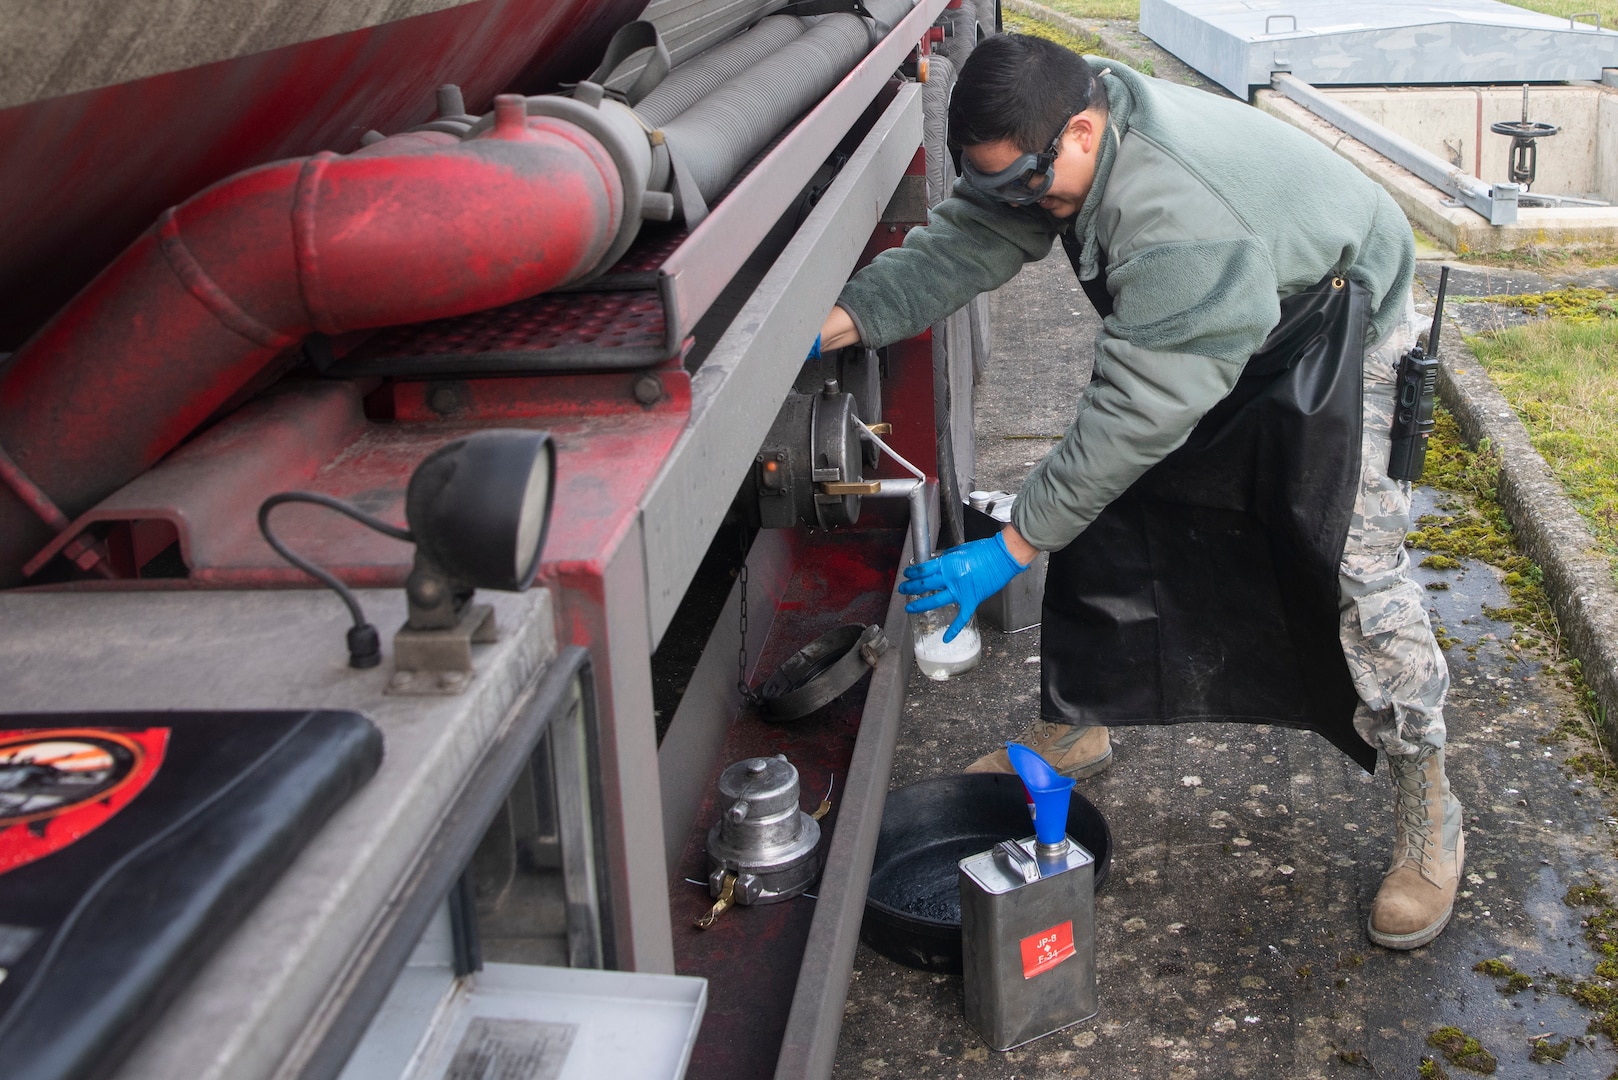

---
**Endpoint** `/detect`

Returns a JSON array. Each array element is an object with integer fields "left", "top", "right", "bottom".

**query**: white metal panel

[
  {"left": 403, "top": 964, "right": 705, "bottom": 1080},
  {"left": 1142, "top": 0, "right": 1618, "bottom": 98}
]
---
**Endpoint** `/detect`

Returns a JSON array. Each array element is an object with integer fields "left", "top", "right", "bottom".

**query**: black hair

[{"left": 947, "top": 34, "right": 1108, "bottom": 155}]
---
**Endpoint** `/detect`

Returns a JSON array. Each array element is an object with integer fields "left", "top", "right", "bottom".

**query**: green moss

[
  {"left": 1427, "top": 1027, "right": 1498, "bottom": 1074},
  {"left": 1472, "top": 285, "right": 1618, "bottom": 324},
  {"left": 1529, "top": 1036, "right": 1572, "bottom": 1063},
  {"left": 1571, "top": 980, "right": 1617, "bottom": 1010},
  {"left": 1411, "top": 413, "right": 1559, "bottom": 649},
  {"left": 1473, "top": 958, "right": 1533, "bottom": 994},
  {"left": 1591, "top": 1007, "right": 1618, "bottom": 1042},
  {"left": 1553, "top": 880, "right": 1618, "bottom": 1044},
  {"left": 1428, "top": 1029, "right": 1496, "bottom": 1074},
  {"left": 1415, "top": 408, "right": 1604, "bottom": 681},
  {"left": 1567, "top": 882, "right": 1611, "bottom": 908},
  {"left": 1567, "top": 752, "right": 1615, "bottom": 783},
  {"left": 1419, "top": 1057, "right": 1449, "bottom": 1080}
]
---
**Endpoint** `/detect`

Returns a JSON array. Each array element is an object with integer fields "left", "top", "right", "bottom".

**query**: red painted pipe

[{"left": 0, "top": 95, "right": 622, "bottom": 585}]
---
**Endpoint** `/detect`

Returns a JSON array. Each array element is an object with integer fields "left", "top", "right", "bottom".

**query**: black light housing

[
  {"left": 259, "top": 428, "right": 556, "bottom": 670},
  {"left": 405, "top": 429, "right": 557, "bottom": 593}
]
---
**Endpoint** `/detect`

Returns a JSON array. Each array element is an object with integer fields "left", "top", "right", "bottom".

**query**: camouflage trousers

[{"left": 1341, "top": 298, "right": 1450, "bottom": 756}]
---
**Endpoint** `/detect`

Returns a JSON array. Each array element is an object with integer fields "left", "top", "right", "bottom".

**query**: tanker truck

[{"left": 0, "top": 1, "right": 997, "bottom": 1077}]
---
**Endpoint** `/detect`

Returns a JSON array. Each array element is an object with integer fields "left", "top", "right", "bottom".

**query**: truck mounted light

[{"left": 258, "top": 429, "right": 556, "bottom": 677}]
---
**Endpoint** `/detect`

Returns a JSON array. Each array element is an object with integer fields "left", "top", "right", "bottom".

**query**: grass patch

[
  {"left": 1001, "top": 12, "right": 1101, "bottom": 54},
  {"left": 1464, "top": 317, "right": 1618, "bottom": 584},
  {"left": 1029, "top": 0, "right": 1140, "bottom": 19},
  {"left": 1502, "top": 0, "right": 1618, "bottom": 31},
  {"left": 1005, "top": 4, "right": 1153, "bottom": 73},
  {"left": 1460, "top": 241, "right": 1618, "bottom": 273}
]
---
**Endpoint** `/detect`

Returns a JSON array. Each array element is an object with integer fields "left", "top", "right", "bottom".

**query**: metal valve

[{"left": 750, "top": 380, "right": 870, "bottom": 529}]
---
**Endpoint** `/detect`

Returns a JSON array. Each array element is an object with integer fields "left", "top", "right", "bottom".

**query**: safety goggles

[{"left": 958, "top": 116, "right": 1071, "bottom": 205}]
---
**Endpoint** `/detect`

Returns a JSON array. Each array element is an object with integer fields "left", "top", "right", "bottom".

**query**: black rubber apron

[{"left": 1044, "top": 233, "right": 1375, "bottom": 770}]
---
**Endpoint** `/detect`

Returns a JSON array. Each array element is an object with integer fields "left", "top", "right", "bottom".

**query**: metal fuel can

[
  {"left": 959, "top": 835, "right": 1096, "bottom": 1050},
  {"left": 963, "top": 492, "right": 1045, "bottom": 632}
]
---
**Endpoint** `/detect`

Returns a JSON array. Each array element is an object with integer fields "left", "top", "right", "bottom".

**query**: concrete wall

[
  {"left": 1600, "top": 92, "right": 1618, "bottom": 202},
  {"left": 1257, "top": 88, "right": 1618, "bottom": 253},
  {"left": 1328, "top": 85, "right": 1611, "bottom": 199}
]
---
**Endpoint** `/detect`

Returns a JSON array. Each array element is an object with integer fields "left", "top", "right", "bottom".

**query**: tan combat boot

[
  {"left": 965, "top": 722, "right": 1113, "bottom": 779},
  {"left": 1368, "top": 745, "right": 1464, "bottom": 949}
]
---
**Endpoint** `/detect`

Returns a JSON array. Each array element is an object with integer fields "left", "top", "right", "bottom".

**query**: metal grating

[
  {"left": 343, "top": 286, "right": 674, "bottom": 375},
  {"left": 1141, "top": 0, "right": 1618, "bottom": 99}
]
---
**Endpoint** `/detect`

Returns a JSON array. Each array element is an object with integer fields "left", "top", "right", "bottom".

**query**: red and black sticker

[
  {"left": 1019, "top": 920, "right": 1076, "bottom": 980},
  {"left": 0, "top": 728, "right": 169, "bottom": 876}
]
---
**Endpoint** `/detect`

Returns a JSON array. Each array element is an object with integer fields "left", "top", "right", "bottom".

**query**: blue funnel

[{"left": 1006, "top": 743, "right": 1074, "bottom": 846}]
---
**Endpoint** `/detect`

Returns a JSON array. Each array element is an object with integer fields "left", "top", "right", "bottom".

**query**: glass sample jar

[{"left": 911, "top": 602, "right": 982, "bottom": 681}]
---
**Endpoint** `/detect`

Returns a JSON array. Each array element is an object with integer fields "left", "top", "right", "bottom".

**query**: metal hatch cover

[{"left": 1141, "top": 0, "right": 1618, "bottom": 99}]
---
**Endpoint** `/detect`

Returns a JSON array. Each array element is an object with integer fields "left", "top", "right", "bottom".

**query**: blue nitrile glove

[
  {"left": 899, "top": 533, "right": 1030, "bottom": 642},
  {"left": 807, "top": 333, "right": 822, "bottom": 361}
]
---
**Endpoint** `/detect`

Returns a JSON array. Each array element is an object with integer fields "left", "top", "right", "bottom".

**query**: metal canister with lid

[
  {"left": 964, "top": 490, "right": 1046, "bottom": 633},
  {"left": 959, "top": 835, "right": 1096, "bottom": 1049},
  {"left": 699, "top": 754, "right": 822, "bottom": 927},
  {"left": 958, "top": 742, "right": 1097, "bottom": 1049}
]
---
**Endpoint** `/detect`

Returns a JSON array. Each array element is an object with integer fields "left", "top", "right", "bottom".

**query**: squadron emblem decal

[{"left": 0, "top": 728, "right": 169, "bottom": 875}]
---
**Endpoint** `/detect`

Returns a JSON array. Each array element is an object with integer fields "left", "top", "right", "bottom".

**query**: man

[{"left": 816, "top": 35, "right": 1459, "bottom": 950}]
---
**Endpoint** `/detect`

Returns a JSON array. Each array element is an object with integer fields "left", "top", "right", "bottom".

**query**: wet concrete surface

[{"left": 830, "top": 249, "right": 1618, "bottom": 1078}]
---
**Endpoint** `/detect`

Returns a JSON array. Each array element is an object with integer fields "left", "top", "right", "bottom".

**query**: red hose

[{"left": 0, "top": 95, "right": 623, "bottom": 585}]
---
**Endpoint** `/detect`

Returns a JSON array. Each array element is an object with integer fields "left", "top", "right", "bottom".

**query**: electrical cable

[{"left": 257, "top": 492, "right": 413, "bottom": 668}]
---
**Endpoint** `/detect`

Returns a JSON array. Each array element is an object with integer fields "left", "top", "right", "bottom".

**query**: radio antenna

[{"left": 1426, "top": 266, "right": 1449, "bottom": 358}]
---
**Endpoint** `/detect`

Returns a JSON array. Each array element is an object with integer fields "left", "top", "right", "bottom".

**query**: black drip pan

[{"left": 861, "top": 772, "right": 1112, "bottom": 974}]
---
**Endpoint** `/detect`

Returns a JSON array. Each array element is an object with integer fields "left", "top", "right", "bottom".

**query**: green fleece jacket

[{"left": 836, "top": 61, "right": 1415, "bottom": 552}]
